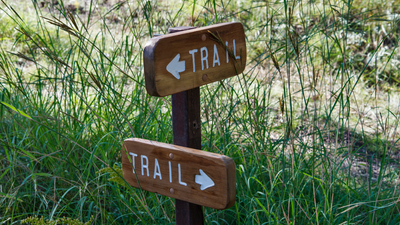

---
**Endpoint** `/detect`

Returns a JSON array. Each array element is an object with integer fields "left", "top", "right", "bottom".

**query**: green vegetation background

[{"left": 1, "top": 0, "right": 400, "bottom": 224}]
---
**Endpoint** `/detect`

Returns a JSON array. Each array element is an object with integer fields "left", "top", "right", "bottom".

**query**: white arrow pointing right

[
  {"left": 195, "top": 169, "right": 215, "bottom": 191},
  {"left": 166, "top": 53, "right": 185, "bottom": 79}
]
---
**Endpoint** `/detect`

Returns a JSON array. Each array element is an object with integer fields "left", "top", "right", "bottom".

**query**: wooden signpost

[
  {"left": 122, "top": 138, "right": 236, "bottom": 209},
  {"left": 144, "top": 22, "right": 246, "bottom": 97},
  {"left": 122, "top": 22, "right": 246, "bottom": 224}
]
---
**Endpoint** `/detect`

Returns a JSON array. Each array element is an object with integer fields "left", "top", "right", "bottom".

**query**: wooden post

[
  {"left": 169, "top": 27, "right": 204, "bottom": 225},
  {"left": 135, "top": 23, "right": 243, "bottom": 223}
]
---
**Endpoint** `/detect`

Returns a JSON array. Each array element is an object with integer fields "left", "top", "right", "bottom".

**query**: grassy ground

[{"left": 1, "top": 0, "right": 400, "bottom": 224}]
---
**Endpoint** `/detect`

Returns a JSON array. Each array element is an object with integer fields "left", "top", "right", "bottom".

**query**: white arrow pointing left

[
  {"left": 166, "top": 53, "right": 185, "bottom": 79},
  {"left": 195, "top": 169, "right": 215, "bottom": 191}
]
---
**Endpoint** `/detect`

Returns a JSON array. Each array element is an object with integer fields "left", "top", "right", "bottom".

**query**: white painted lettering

[
  {"left": 200, "top": 47, "right": 209, "bottom": 70},
  {"left": 189, "top": 49, "right": 198, "bottom": 72},
  {"left": 233, "top": 39, "right": 240, "bottom": 60},
  {"left": 141, "top": 155, "right": 149, "bottom": 176},
  {"left": 213, "top": 44, "right": 220, "bottom": 67},
  {"left": 226, "top": 41, "right": 229, "bottom": 63},
  {"left": 178, "top": 163, "right": 187, "bottom": 186},
  {"left": 153, "top": 158, "right": 162, "bottom": 180},
  {"left": 169, "top": 161, "right": 172, "bottom": 183},
  {"left": 129, "top": 152, "right": 137, "bottom": 174}
]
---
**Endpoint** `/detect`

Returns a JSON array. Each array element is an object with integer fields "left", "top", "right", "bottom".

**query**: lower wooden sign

[{"left": 122, "top": 138, "right": 236, "bottom": 210}]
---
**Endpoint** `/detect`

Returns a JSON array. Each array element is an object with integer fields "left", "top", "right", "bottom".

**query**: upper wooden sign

[
  {"left": 143, "top": 22, "right": 246, "bottom": 97},
  {"left": 122, "top": 138, "right": 236, "bottom": 209}
]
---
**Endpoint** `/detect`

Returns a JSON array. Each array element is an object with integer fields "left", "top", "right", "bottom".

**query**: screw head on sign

[
  {"left": 202, "top": 74, "right": 208, "bottom": 81},
  {"left": 170, "top": 188, "right": 175, "bottom": 194},
  {"left": 169, "top": 153, "right": 174, "bottom": 159},
  {"left": 202, "top": 34, "right": 206, "bottom": 41}
]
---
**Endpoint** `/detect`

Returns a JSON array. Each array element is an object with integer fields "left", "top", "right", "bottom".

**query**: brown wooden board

[
  {"left": 144, "top": 22, "right": 246, "bottom": 97},
  {"left": 122, "top": 138, "right": 236, "bottom": 209}
]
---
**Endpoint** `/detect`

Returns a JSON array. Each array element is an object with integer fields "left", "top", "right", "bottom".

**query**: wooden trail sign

[
  {"left": 122, "top": 138, "right": 236, "bottom": 210},
  {"left": 144, "top": 22, "right": 246, "bottom": 97}
]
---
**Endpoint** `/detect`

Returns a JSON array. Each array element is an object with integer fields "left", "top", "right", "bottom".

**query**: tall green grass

[{"left": 1, "top": 0, "right": 400, "bottom": 224}]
